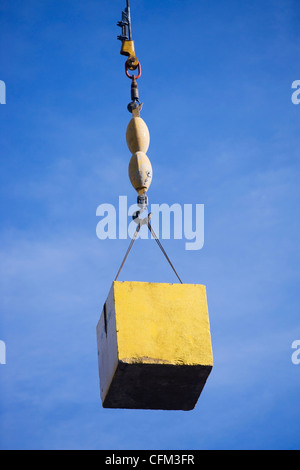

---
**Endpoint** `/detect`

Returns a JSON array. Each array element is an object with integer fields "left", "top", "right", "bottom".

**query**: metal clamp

[{"left": 132, "top": 210, "right": 152, "bottom": 226}]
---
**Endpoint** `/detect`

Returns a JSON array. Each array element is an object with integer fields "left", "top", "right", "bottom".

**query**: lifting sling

[{"left": 116, "top": 0, "right": 182, "bottom": 283}]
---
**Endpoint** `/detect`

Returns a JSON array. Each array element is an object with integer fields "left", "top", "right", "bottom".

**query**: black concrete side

[{"left": 103, "top": 362, "right": 212, "bottom": 411}]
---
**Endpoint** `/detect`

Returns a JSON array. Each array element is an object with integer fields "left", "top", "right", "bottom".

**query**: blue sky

[{"left": 0, "top": 0, "right": 299, "bottom": 450}]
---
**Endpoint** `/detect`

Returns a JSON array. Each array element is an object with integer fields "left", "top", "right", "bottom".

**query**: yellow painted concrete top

[{"left": 113, "top": 281, "right": 213, "bottom": 367}]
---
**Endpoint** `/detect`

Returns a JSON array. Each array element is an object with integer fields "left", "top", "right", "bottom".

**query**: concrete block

[{"left": 96, "top": 281, "right": 213, "bottom": 410}]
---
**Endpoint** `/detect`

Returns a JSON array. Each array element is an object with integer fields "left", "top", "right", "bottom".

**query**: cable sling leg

[
  {"left": 114, "top": 223, "right": 141, "bottom": 281},
  {"left": 147, "top": 221, "right": 183, "bottom": 284}
]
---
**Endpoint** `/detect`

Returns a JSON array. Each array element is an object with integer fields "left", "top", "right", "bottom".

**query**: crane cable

[{"left": 115, "top": 1, "right": 183, "bottom": 284}]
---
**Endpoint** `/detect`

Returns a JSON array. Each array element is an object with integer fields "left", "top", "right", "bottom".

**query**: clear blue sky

[{"left": 0, "top": 0, "right": 299, "bottom": 450}]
